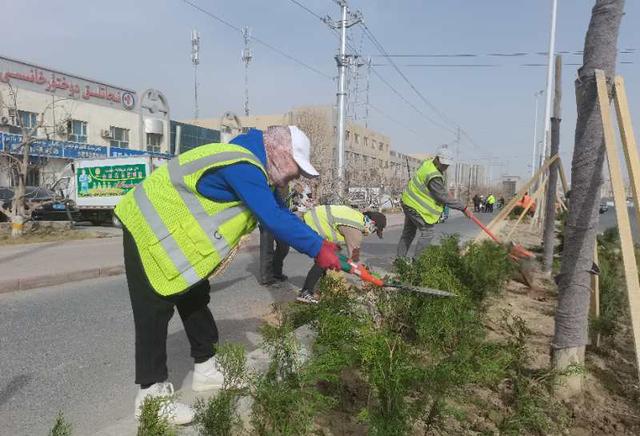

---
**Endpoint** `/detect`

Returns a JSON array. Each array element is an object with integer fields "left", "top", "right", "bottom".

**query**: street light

[{"left": 531, "top": 90, "right": 544, "bottom": 176}]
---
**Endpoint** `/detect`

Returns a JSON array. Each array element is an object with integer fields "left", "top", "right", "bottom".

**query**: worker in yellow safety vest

[
  {"left": 486, "top": 193, "right": 496, "bottom": 213},
  {"left": 114, "top": 126, "right": 342, "bottom": 425},
  {"left": 299, "top": 205, "right": 387, "bottom": 303},
  {"left": 396, "top": 146, "right": 471, "bottom": 259}
]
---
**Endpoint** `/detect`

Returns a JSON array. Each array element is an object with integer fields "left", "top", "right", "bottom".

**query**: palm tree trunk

[{"left": 552, "top": 0, "right": 625, "bottom": 397}]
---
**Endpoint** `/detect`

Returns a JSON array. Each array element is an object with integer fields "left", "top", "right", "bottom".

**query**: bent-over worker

[
  {"left": 298, "top": 205, "right": 387, "bottom": 304},
  {"left": 114, "top": 126, "right": 341, "bottom": 425}
]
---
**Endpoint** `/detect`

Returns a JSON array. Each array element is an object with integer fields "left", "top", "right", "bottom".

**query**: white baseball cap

[
  {"left": 436, "top": 146, "right": 454, "bottom": 165},
  {"left": 289, "top": 126, "right": 319, "bottom": 177}
]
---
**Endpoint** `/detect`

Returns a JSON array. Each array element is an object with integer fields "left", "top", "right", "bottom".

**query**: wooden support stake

[
  {"left": 474, "top": 155, "right": 559, "bottom": 243},
  {"left": 507, "top": 175, "right": 548, "bottom": 240},
  {"left": 558, "top": 160, "right": 569, "bottom": 195},
  {"left": 596, "top": 69, "right": 640, "bottom": 379},
  {"left": 529, "top": 177, "right": 548, "bottom": 231},
  {"left": 590, "top": 242, "right": 601, "bottom": 347},
  {"left": 613, "top": 76, "right": 640, "bottom": 234}
]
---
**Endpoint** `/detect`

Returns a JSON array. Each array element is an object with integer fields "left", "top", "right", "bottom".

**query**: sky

[{"left": 2, "top": 0, "right": 639, "bottom": 182}]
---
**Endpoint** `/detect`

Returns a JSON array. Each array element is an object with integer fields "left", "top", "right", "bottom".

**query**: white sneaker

[
  {"left": 192, "top": 357, "right": 225, "bottom": 392},
  {"left": 134, "top": 382, "right": 194, "bottom": 426}
]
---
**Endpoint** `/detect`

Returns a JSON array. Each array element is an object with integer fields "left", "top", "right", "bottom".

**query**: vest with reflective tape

[
  {"left": 303, "top": 205, "right": 365, "bottom": 243},
  {"left": 114, "top": 144, "right": 267, "bottom": 296},
  {"left": 401, "top": 159, "right": 444, "bottom": 224}
]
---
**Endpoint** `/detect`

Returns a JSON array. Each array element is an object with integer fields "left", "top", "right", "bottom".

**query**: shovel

[
  {"left": 466, "top": 211, "right": 536, "bottom": 287},
  {"left": 338, "top": 254, "right": 456, "bottom": 297}
]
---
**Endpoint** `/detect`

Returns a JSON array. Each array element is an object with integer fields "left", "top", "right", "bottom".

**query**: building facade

[
  {"left": 186, "top": 105, "right": 397, "bottom": 196},
  {"left": 0, "top": 55, "right": 171, "bottom": 186}
]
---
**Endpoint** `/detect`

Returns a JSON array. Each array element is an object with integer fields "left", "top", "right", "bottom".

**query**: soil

[{"left": 0, "top": 227, "right": 102, "bottom": 245}]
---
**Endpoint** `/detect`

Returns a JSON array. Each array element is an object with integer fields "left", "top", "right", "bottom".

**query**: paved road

[{"left": 0, "top": 212, "right": 486, "bottom": 435}]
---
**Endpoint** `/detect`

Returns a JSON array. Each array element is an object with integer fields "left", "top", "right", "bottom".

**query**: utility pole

[
  {"left": 364, "top": 57, "right": 371, "bottom": 128},
  {"left": 241, "top": 27, "right": 252, "bottom": 116},
  {"left": 191, "top": 29, "right": 200, "bottom": 120},
  {"left": 531, "top": 90, "right": 544, "bottom": 176},
  {"left": 326, "top": 0, "right": 362, "bottom": 200},
  {"left": 454, "top": 127, "right": 461, "bottom": 199},
  {"left": 540, "top": 0, "right": 558, "bottom": 163}
]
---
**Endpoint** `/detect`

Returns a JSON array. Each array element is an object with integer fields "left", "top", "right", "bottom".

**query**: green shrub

[
  {"left": 591, "top": 227, "right": 627, "bottom": 338},
  {"left": 460, "top": 241, "right": 514, "bottom": 302},
  {"left": 194, "top": 390, "right": 241, "bottom": 436},
  {"left": 250, "top": 310, "right": 330, "bottom": 435},
  {"left": 137, "top": 396, "right": 176, "bottom": 436},
  {"left": 194, "top": 342, "right": 248, "bottom": 435},
  {"left": 49, "top": 412, "right": 72, "bottom": 436}
]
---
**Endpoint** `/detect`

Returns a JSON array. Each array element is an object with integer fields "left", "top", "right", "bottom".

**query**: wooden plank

[
  {"left": 590, "top": 242, "right": 601, "bottom": 347},
  {"left": 596, "top": 69, "right": 640, "bottom": 379},
  {"left": 474, "top": 155, "right": 559, "bottom": 243},
  {"left": 507, "top": 175, "right": 547, "bottom": 239},
  {"left": 558, "top": 159, "right": 570, "bottom": 195},
  {"left": 613, "top": 76, "right": 640, "bottom": 235}
]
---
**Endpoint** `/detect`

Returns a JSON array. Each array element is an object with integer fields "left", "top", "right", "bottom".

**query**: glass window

[
  {"left": 68, "top": 120, "right": 87, "bottom": 143},
  {"left": 18, "top": 110, "right": 38, "bottom": 129},
  {"left": 379, "top": 142, "right": 384, "bottom": 151},
  {"left": 345, "top": 131, "right": 350, "bottom": 141},
  {"left": 354, "top": 133, "right": 359, "bottom": 144},
  {"left": 110, "top": 126, "right": 130, "bottom": 148},
  {"left": 364, "top": 137, "right": 368, "bottom": 147},
  {"left": 146, "top": 133, "right": 162, "bottom": 153}
]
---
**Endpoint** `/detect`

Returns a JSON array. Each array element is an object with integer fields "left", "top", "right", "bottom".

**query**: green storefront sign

[{"left": 77, "top": 164, "right": 146, "bottom": 197}]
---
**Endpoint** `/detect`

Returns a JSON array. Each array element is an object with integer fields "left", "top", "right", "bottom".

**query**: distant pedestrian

[
  {"left": 486, "top": 193, "right": 496, "bottom": 213},
  {"left": 473, "top": 194, "right": 480, "bottom": 212}
]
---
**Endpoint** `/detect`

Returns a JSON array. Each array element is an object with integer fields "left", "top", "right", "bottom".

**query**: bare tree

[
  {"left": 0, "top": 84, "right": 72, "bottom": 237},
  {"left": 552, "top": 0, "right": 625, "bottom": 396}
]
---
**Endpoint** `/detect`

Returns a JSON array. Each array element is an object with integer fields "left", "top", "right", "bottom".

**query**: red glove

[
  {"left": 463, "top": 207, "right": 473, "bottom": 218},
  {"left": 315, "top": 240, "right": 341, "bottom": 270}
]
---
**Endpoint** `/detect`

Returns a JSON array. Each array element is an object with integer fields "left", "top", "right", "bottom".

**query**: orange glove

[{"left": 315, "top": 240, "right": 341, "bottom": 270}]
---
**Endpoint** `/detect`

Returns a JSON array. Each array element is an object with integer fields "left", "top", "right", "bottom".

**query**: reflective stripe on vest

[
  {"left": 116, "top": 144, "right": 266, "bottom": 296},
  {"left": 305, "top": 205, "right": 365, "bottom": 243}
]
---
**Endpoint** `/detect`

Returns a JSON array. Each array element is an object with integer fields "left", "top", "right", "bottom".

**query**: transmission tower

[
  {"left": 241, "top": 27, "right": 253, "bottom": 116},
  {"left": 191, "top": 29, "right": 200, "bottom": 120},
  {"left": 325, "top": 0, "right": 362, "bottom": 198}
]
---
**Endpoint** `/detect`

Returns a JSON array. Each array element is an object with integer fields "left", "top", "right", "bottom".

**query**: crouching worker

[
  {"left": 114, "top": 126, "right": 342, "bottom": 425},
  {"left": 297, "top": 205, "right": 387, "bottom": 304}
]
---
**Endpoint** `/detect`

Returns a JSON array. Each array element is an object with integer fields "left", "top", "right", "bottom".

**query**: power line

[
  {"left": 361, "top": 23, "right": 460, "bottom": 132},
  {"left": 180, "top": 0, "right": 332, "bottom": 80},
  {"left": 361, "top": 23, "right": 495, "bottom": 159},
  {"left": 287, "top": 0, "right": 327, "bottom": 21}
]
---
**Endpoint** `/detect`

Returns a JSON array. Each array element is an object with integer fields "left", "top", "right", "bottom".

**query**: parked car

[{"left": 0, "top": 186, "right": 81, "bottom": 222}]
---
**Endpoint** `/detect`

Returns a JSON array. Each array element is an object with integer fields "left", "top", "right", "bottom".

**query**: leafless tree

[
  {"left": 552, "top": 0, "right": 625, "bottom": 397},
  {"left": 0, "top": 84, "right": 72, "bottom": 237}
]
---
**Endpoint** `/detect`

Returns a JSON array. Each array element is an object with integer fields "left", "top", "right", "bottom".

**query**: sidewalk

[{"left": 0, "top": 213, "right": 406, "bottom": 293}]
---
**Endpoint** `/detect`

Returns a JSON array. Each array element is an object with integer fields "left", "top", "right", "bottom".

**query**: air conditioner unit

[
  {"left": 101, "top": 129, "right": 113, "bottom": 138},
  {"left": 57, "top": 124, "right": 69, "bottom": 136},
  {"left": 0, "top": 116, "right": 9, "bottom": 126}
]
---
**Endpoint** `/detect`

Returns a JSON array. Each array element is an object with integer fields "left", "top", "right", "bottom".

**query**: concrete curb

[{"left": 0, "top": 265, "right": 124, "bottom": 294}]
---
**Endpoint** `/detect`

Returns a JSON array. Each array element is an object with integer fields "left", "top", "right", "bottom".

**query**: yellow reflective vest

[
  {"left": 303, "top": 205, "right": 365, "bottom": 243},
  {"left": 115, "top": 144, "right": 267, "bottom": 296},
  {"left": 487, "top": 194, "right": 496, "bottom": 205},
  {"left": 401, "top": 158, "right": 445, "bottom": 224}
]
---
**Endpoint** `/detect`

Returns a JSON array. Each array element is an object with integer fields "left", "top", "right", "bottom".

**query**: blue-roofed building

[{"left": 170, "top": 121, "right": 220, "bottom": 154}]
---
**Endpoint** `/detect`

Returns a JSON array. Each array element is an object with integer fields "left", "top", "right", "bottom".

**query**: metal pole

[
  {"left": 335, "top": 0, "right": 348, "bottom": 198},
  {"left": 531, "top": 90, "right": 543, "bottom": 176},
  {"left": 242, "top": 27, "right": 252, "bottom": 116},
  {"left": 540, "top": 0, "right": 558, "bottom": 161}
]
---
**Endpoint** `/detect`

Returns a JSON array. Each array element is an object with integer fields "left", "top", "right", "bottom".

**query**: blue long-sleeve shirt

[{"left": 195, "top": 129, "right": 323, "bottom": 257}]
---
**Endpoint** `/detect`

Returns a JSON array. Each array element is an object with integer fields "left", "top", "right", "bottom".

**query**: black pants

[
  {"left": 302, "top": 263, "right": 325, "bottom": 293},
  {"left": 259, "top": 226, "right": 290, "bottom": 283},
  {"left": 124, "top": 227, "right": 219, "bottom": 386}
]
